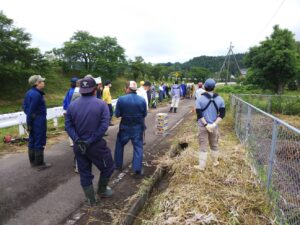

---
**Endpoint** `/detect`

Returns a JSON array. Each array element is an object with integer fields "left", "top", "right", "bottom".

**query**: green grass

[{"left": 0, "top": 70, "right": 130, "bottom": 114}]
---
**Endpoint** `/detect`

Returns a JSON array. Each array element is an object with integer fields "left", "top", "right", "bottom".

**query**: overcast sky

[{"left": 1, "top": 0, "right": 299, "bottom": 63}]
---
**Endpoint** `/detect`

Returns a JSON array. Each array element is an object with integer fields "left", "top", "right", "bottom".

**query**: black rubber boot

[
  {"left": 28, "top": 148, "right": 35, "bottom": 166},
  {"left": 83, "top": 185, "right": 97, "bottom": 206},
  {"left": 35, "top": 150, "right": 52, "bottom": 170},
  {"left": 174, "top": 108, "right": 177, "bottom": 113},
  {"left": 97, "top": 177, "right": 113, "bottom": 198},
  {"left": 169, "top": 107, "right": 173, "bottom": 112}
]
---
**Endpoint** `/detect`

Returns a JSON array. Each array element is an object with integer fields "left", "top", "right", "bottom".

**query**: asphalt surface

[{"left": 0, "top": 99, "right": 194, "bottom": 225}]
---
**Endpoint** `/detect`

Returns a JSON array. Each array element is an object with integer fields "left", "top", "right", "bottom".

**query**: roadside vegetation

[{"left": 134, "top": 112, "right": 277, "bottom": 225}]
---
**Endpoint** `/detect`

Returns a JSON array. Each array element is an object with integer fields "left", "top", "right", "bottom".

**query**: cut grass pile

[{"left": 136, "top": 114, "right": 277, "bottom": 225}]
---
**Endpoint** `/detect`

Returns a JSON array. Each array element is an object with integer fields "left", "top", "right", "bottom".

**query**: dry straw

[{"left": 137, "top": 115, "right": 277, "bottom": 225}]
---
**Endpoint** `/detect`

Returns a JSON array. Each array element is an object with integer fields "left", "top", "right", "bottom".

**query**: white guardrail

[{"left": 0, "top": 99, "right": 118, "bottom": 135}]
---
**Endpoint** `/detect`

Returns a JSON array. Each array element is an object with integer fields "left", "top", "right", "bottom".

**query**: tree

[
  {"left": 129, "top": 56, "right": 147, "bottom": 81},
  {"left": 187, "top": 66, "right": 212, "bottom": 82},
  {"left": 245, "top": 25, "right": 298, "bottom": 94},
  {"left": 0, "top": 11, "right": 49, "bottom": 85},
  {"left": 54, "top": 31, "right": 126, "bottom": 79}
]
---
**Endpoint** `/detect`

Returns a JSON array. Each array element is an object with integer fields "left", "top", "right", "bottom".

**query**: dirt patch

[{"left": 134, "top": 114, "right": 276, "bottom": 225}]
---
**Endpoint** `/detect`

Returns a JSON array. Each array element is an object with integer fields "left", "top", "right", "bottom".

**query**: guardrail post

[
  {"left": 18, "top": 124, "right": 25, "bottom": 136},
  {"left": 53, "top": 118, "right": 58, "bottom": 128},
  {"left": 267, "top": 120, "right": 279, "bottom": 190}
]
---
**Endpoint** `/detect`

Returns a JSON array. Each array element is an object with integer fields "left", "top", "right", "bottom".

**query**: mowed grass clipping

[{"left": 136, "top": 114, "right": 277, "bottom": 225}]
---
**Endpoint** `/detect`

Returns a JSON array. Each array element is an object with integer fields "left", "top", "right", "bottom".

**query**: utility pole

[{"left": 219, "top": 42, "right": 241, "bottom": 85}]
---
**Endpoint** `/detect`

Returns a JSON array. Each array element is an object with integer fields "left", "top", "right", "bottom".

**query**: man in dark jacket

[
  {"left": 114, "top": 81, "right": 147, "bottom": 176},
  {"left": 63, "top": 77, "right": 78, "bottom": 111},
  {"left": 65, "top": 77, "right": 114, "bottom": 206},
  {"left": 23, "top": 75, "right": 51, "bottom": 170}
]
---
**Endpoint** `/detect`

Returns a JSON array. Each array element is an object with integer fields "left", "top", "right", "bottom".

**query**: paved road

[{"left": 0, "top": 99, "right": 194, "bottom": 225}]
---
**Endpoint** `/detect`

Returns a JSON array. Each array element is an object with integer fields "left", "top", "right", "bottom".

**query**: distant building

[{"left": 240, "top": 69, "right": 247, "bottom": 76}]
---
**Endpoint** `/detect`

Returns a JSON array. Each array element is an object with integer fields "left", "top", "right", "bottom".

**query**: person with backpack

[{"left": 194, "top": 78, "right": 226, "bottom": 171}]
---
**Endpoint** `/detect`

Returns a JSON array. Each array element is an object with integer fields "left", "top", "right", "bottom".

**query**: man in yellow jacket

[{"left": 103, "top": 80, "right": 114, "bottom": 126}]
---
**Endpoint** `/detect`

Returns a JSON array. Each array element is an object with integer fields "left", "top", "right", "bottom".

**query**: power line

[{"left": 253, "top": 0, "right": 287, "bottom": 44}]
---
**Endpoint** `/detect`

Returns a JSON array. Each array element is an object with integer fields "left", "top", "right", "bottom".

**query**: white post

[
  {"left": 53, "top": 118, "right": 58, "bottom": 127},
  {"left": 19, "top": 124, "right": 25, "bottom": 136}
]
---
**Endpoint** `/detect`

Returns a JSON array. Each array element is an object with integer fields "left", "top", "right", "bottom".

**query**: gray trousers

[{"left": 198, "top": 126, "right": 219, "bottom": 152}]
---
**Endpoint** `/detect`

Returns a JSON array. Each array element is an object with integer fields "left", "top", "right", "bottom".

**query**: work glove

[
  {"left": 75, "top": 139, "right": 90, "bottom": 155},
  {"left": 206, "top": 123, "right": 217, "bottom": 133}
]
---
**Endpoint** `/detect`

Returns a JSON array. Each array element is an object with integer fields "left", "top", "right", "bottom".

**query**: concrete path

[{"left": 0, "top": 99, "right": 194, "bottom": 225}]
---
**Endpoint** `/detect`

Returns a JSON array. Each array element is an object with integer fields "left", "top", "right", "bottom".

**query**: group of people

[{"left": 23, "top": 74, "right": 225, "bottom": 206}]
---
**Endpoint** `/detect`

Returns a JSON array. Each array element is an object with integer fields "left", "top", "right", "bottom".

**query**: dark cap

[
  {"left": 105, "top": 80, "right": 111, "bottom": 86},
  {"left": 204, "top": 78, "right": 216, "bottom": 90},
  {"left": 79, "top": 78, "right": 96, "bottom": 94},
  {"left": 143, "top": 81, "right": 151, "bottom": 87},
  {"left": 70, "top": 77, "right": 78, "bottom": 84}
]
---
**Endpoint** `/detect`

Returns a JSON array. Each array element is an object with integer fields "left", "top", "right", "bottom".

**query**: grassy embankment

[
  {"left": 0, "top": 70, "right": 129, "bottom": 155},
  {"left": 135, "top": 94, "right": 277, "bottom": 225}
]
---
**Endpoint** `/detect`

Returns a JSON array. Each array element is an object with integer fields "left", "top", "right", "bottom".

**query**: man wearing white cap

[{"left": 114, "top": 81, "right": 147, "bottom": 177}]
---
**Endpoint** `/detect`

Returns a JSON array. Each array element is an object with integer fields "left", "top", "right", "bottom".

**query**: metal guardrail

[
  {"left": 0, "top": 99, "right": 118, "bottom": 135},
  {"left": 231, "top": 94, "right": 300, "bottom": 225}
]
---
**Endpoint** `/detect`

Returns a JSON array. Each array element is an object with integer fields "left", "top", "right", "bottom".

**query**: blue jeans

[
  {"left": 114, "top": 125, "right": 143, "bottom": 172},
  {"left": 108, "top": 104, "right": 113, "bottom": 122}
]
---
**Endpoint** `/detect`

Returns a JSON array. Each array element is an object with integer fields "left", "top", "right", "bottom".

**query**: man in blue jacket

[
  {"left": 63, "top": 77, "right": 78, "bottom": 111},
  {"left": 65, "top": 77, "right": 114, "bottom": 206},
  {"left": 23, "top": 75, "right": 51, "bottom": 170},
  {"left": 63, "top": 77, "right": 78, "bottom": 147},
  {"left": 114, "top": 81, "right": 147, "bottom": 177}
]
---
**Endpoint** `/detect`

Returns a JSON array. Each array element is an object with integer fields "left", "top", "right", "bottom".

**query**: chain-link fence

[
  {"left": 231, "top": 94, "right": 300, "bottom": 225},
  {"left": 236, "top": 94, "right": 300, "bottom": 115}
]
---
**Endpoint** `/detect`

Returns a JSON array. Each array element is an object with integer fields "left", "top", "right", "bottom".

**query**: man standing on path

[
  {"left": 194, "top": 78, "right": 226, "bottom": 171},
  {"left": 195, "top": 82, "right": 205, "bottom": 100},
  {"left": 63, "top": 77, "right": 78, "bottom": 147},
  {"left": 137, "top": 81, "right": 151, "bottom": 111},
  {"left": 23, "top": 75, "right": 52, "bottom": 170},
  {"left": 137, "top": 81, "right": 152, "bottom": 145},
  {"left": 114, "top": 81, "right": 147, "bottom": 177},
  {"left": 180, "top": 81, "right": 187, "bottom": 98},
  {"left": 169, "top": 80, "right": 182, "bottom": 113},
  {"left": 65, "top": 78, "right": 114, "bottom": 206},
  {"left": 103, "top": 80, "right": 114, "bottom": 126}
]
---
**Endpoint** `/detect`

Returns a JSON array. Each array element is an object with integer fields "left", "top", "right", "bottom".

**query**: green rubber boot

[
  {"left": 83, "top": 185, "right": 97, "bottom": 206},
  {"left": 28, "top": 148, "right": 35, "bottom": 166},
  {"left": 35, "top": 150, "right": 52, "bottom": 170},
  {"left": 97, "top": 177, "right": 113, "bottom": 198}
]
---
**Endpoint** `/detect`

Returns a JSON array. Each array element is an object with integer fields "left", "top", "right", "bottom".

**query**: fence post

[
  {"left": 267, "top": 96, "right": 272, "bottom": 113},
  {"left": 53, "top": 117, "right": 58, "bottom": 128},
  {"left": 245, "top": 105, "right": 252, "bottom": 142},
  {"left": 267, "top": 120, "right": 279, "bottom": 190},
  {"left": 18, "top": 124, "right": 25, "bottom": 136}
]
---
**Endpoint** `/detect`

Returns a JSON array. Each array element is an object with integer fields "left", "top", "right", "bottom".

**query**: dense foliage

[
  {"left": 52, "top": 31, "right": 126, "bottom": 80},
  {"left": 244, "top": 25, "right": 299, "bottom": 94},
  {"left": 0, "top": 11, "right": 49, "bottom": 86}
]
